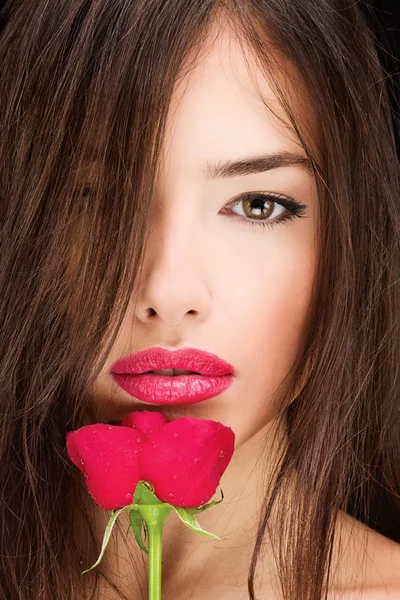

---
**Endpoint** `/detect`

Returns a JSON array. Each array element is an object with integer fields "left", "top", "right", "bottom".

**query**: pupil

[{"left": 245, "top": 197, "right": 272, "bottom": 218}]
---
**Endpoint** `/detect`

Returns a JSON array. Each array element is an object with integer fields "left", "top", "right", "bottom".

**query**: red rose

[{"left": 66, "top": 411, "right": 235, "bottom": 509}]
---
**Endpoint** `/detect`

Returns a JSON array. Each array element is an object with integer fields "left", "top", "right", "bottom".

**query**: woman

[{"left": 0, "top": 1, "right": 399, "bottom": 599}]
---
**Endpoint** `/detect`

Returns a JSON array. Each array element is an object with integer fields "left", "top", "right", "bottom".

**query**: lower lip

[{"left": 111, "top": 373, "right": 234, "bottom": 405}]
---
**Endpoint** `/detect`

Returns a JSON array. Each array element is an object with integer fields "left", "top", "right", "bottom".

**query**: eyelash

[
  {"left": 223, "top": 192, "right": 307, "bottom": 230},
  {"left": 75, "top": 187, "right": 307, "bottom": 230}
]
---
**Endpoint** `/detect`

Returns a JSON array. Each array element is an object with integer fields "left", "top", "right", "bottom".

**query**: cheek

[{"left": 225, "top": 234, "right": 315, "bottom": 434}]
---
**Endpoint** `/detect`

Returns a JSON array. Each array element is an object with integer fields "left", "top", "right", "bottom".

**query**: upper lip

[{"left": 110, "top": 347, "right": 236, "bottom": 377}]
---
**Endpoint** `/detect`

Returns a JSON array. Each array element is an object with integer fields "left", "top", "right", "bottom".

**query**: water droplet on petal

[
  {"left": 92, "top": 429, "right": 98, "bottom": 434},
  {"left": 137, "top": 437, "right": 142, "bottom": 443},
  {"left": 193, "top": 458, "right": 199, "bottom": 464},
  {"left": 134, "top": 449, "right": 138, "bottom": 454},
  {"left": 106, "top": 462, "right": 111, "bottom": 467},
  {"left": 173, "top": 433, "right": 178, "bottom": 439},
  {"left": 172, "top": 475, "right": 177, "bottom": 481},
  {"left": 168, "top": 493, "right": 174, "bottom": 499},
  {"left": 219, "top": 450, "right": 225, "bottom": 458},
  {"left": 124, "top": 493, "right": 132, "bottom": 501},
  {"left": 108, "top": 426, "right": 113, "bottom": 430},
  {"left": 148, "top": 429, "right": 153, "bottom": 435},
  {"left": 80, "top": 459, "right": 85, "bottom": 466}
]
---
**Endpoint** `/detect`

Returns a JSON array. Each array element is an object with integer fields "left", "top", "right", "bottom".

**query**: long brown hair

[{"left": 0, "top": 1, "right": 399, "bottom": 599}]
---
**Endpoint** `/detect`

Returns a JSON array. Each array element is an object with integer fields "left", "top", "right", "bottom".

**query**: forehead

[{"left": 161, "top": 19, "right": 321, "bottom": 177}]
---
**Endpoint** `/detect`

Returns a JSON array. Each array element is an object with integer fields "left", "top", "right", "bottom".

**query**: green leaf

[
  {"left": 81, "top": 506, "right": 130, "bottom": 575},
  {"left": 172, "top": 506, "right": 221, "bottom": 540},
  {"left": 128, "top": 509, "right": 149, "bottom": 555},
  {"left": 190, "top": 489, "right": 225, "bottom": 514}
]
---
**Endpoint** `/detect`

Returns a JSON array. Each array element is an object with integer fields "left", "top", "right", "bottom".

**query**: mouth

[
  {"left": 143, "top": 369, "right": 201, "bottom": 376},
  {"left": 110, "top": 346, "right": 235, "bottom": 405},
  {"left": 111, "top": 371, "right": 234, "bottom": 405}
]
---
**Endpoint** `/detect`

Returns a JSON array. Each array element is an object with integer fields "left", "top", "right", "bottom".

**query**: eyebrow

[{"left": 204, "top": 151, "right": 313, "bottom": 179}]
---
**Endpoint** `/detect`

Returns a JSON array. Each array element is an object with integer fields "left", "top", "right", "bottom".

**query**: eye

[{"left": 222, "top": 191, "right": 307, "bottom": 230}]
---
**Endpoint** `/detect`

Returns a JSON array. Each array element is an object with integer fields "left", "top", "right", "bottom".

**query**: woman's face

[{"left": 91, "top": 23, "right": 319, "bottom": 449}]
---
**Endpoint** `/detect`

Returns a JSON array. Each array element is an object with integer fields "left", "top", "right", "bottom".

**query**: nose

[{"left": 134, "top": 208, "right": 212, "bottom": 328}]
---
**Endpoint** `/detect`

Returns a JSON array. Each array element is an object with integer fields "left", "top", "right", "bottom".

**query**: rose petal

[
  {"left": 121, "top": 410, "right": 169, "bottom": 436},
  {"left": 138, "top": 418, "right": 235, "bottom": 507},
  {"left": 66, "top": 423, "right": 145, "bottom": 510}
]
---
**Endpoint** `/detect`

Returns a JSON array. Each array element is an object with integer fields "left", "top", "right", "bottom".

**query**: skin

[{"left": 84, "top": 18, "right": 400, "bottom": 600}]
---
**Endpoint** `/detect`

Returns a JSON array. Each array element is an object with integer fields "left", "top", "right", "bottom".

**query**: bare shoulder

[
  {"left": 328, "top": 511, "right": 400, "bottom": 599},
  {"left": 338, "top": 582, "right": 400, "bottom": 599}
]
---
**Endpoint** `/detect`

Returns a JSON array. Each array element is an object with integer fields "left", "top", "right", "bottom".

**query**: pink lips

[{"left": 110, "top": 347, "right": 235, "bottom": 405}]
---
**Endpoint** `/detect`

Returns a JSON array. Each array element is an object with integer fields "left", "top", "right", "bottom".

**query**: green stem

[
  {"left": 147, "top": 521, "right": 163, "bottom": 600},
  {"left": 137, "top": 504, "right": 172, "bottom": 600}
]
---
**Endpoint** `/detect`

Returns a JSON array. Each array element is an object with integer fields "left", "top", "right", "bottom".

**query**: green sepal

[
  {"left": 127, "top": 509, "right": 149, "bottom": 555},
  {"left": 81, "top": 504, "right": 132, "bottom": 575},
  {"left": 171, "top": 506, "right": 221, "bottom": 540},
  {"left": 189, "top": 488, "right": 224, "bottom": 514},
  {"left": 133, "top": 480, "right": 163, "bottom": 505},
  {"left": 81, "top": 483, "right": 224, "bottom": 575},
  {"left": 168, "top": 489, "right": 225, "bottom": 540}
]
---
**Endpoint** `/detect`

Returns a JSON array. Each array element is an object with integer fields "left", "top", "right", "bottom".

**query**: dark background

[
  {"left": 351, "top": 1, "right": 400, "bottom": 542},
  {"left": 360, "top": 0, "right": 400, "bottom": 156}
]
